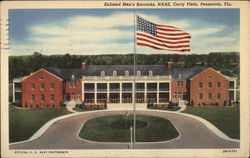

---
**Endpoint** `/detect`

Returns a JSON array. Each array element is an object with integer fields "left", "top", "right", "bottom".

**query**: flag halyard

[{"left": 136, "top": 15, "right": 191, "bottom": 52}]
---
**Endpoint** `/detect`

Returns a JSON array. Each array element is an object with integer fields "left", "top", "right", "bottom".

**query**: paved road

[{"left": 10, "top": 110, "right": 239, "bottom": 149}]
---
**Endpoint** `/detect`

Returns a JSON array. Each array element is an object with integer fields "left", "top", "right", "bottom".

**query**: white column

[
  {"left": 120, "top": 82, "right": 122, "bottom": 103},
  {"left": 169, "top": 81, "right": 171, "bottom": 101},
  {"left": 13, "top": 82, "right": 15, "bottom": 102},
  {"left": 234, "top": 79, "right": 237, "bottom": 101},
  {"left": 94, "top": 83, "right": 97, "bottom": 104},
  {"left": 157, "top": 82, "right": 159, "bottom": 103},
  {"left": 145, "top": 82, "right": 147, "bottom": 103},
  {"left": 132, "top": 82, "right": 135, "bottom": 104},
  {"left": 107, "top": 82, "right": 110, "bottom": 103},
  {"left": 82, "top": 81, "right": 84, "bottom": 101}
]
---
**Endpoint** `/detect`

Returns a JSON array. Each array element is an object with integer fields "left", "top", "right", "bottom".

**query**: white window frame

[
  {"left": 31, "top": 83, "right": 35, "bottom": 90},
  {"left": 137, "top": 71, "right": 141, "bottom": 76},
  {"left": 125, "top": 70, "right": 129, "bottom": 76},
  {"left": 149, "top": 71, "right": 153, "bottom": 76},
  {"left": 50, "top": 94, "right": 55, "bottom": 102},
  {"left": 40, "top": 83, "right": 45, "bottom": 90},
  {"left": 31, "top": 95, "right": 35, "bottom": 102},
  {"left": 41, "top": 95, "right": 45, "bottom": 102}
]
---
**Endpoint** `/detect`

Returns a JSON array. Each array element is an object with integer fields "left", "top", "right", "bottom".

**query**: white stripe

[
  {"left": 157, "top": 30, "right": 190, "bottom": 38},
  {"left": 137, "top": 40, "right": 189, "bottom": 51},
  {"left": 137, "top": 31, "right": 191, "bottom": 41},
  {"left": 137, "top": 35, "right": 190, "bottom": 47}
]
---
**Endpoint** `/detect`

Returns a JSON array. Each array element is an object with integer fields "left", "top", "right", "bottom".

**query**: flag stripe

[
  {"left": 136, "top": 15, "right": 191, "bottom": 52},
  {"left": 157, "top": 31, "right": 190, "bottom": 36},
  {"left": 137, "top": 43, "right": 190, "bottom": 52},
  {"left": 137, "top": 37, "right": 190, "bottom": 48},
  {"left": 137, "top": 33, "right": 190, "bottom": 44}
]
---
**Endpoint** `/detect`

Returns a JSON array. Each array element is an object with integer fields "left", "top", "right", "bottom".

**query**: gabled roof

[
  {"left": 44, "top": 68, "right": 84, "bottom": 81},
  {"left": 41, "top": 65, "right": 207, "bottom": 81}
]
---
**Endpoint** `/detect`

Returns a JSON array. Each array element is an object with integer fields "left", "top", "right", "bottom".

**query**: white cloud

[
  {"left": 205, "top": 37, "right": 236, "bottom": 43},
  {"left": 13, "top": 12, "right": 238, "bottom": 56},
  {"left": 188, "top": 26, "right": 225, "bottom": 37}
]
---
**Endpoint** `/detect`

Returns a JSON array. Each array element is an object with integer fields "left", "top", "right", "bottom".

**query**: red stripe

[
  {"left": 137, "top": 33, "right": 190, "bottom": 44},
  {"left": 157, "top": 24, "right": 177, "bottom": 29},
  {"left": 157, "top": 34, "right": 191, "bottom": 40},
  {"left": 157, "top": 31, "right": 190, "bottom": 36},
  {"left": 157, "top": 28, "right": 181, "bottom": 32},
  {"left": 137, "top": 43, "right": 190, "bottom": 52},
  {"left": 137, "top": 38, "right": 190, "bottom": 49}
]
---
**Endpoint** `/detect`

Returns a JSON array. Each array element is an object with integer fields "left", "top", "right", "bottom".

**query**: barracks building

[{"left": 12, "top": 62, "right": 237, "bottom": 109}]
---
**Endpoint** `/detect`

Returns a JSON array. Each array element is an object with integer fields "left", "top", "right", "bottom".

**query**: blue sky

[{"left": 9, "top": 9, "right": 239, "bottom": 55}]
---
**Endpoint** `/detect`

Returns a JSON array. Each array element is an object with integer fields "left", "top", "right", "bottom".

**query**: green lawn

[
  {"left": 148, "top": 106, "right": 181, "bottom": 111},
  {"left": 79, "top": 114, "right": 179, "bottom": 142},
  {"left": 182, "top": 106, "right": 240, "bottom": 139},
  {"left": 9, "top": 105, "right": 71, "bottom": 143}
]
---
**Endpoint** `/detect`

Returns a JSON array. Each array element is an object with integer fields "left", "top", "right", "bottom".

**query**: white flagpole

[{"left": 133, "top": 11, "right": 137, "bottom": 149}]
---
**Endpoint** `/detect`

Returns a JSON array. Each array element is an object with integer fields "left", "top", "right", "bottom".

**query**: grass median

[
  {"left": 9, "top": 105, "right": 71, "bottom": 143},
  {"left": 79, "top": 114, "right": 179, "bottom": 142},
  {"left": 182, "top": 106, "right": 239, "bottom": 139}
]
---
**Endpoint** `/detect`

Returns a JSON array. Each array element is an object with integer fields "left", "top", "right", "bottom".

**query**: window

[
  {"left": 122, "top": 83, "right": 132, "bottom": 91},
  {"left": 77, "top": 94, "right": 81, "bottom": 99},
  {"left": 41, "top": 95, "right": 45, "bottom": 102},
  {"left": 159, "top": 83, "right": 169, "bottom": 91},
  {"left": 31, "top": 83, "right": 35, "bottom": 90},
  {"left": 173, "top": 92, "right": 177, "bottom": 98},
  {"left": 137, "top": 71, "right": 141, "bottom": 76},
  {"left": 207, "top": 76, "right": 212, "bottom": 79},
  {"left": 39, "top": 77, "right": 45, "bottom": 80},
  {"left": 147, "top": 83, "right": 157, "bottom": 91},
  {"left": 136, "top": 83, "right": 145, "bottom": 91},
  {"left": 97, "top": 83, "right": 107, "bottom": 92},
  {"left": 229, "top": 81, "right": 234, "bottom": 89},
  {"left": 198, "top": 93, "right": 203, "bottom": 100},
  {"left": 110, "top": 83, "right": 120, "bottom": 91},
  {"left": 149, "top": 71, "right": 153, "bottom": 76},
  {"left": 208, "top": 93, "right": 212, "bottom": 100},
  {"left": 84, "top": 83, "right": 95, "bottom": 91},
  {"left": 71, "top": 93, "right": 75, "bottom": 100},
  {"left": 177, "top": 74, "right": 182, "bottom": 79},
  {"left": 70, "top": 82, "right": 76, "bottom": 88},
  {"left": 31, "top": 95, "right": 35, "bottom": 102},
  {"left": 50, "top": 83, "right": 54, "bottom": 90},
  {"left": 177, "top": 81, "right": 183, "bottom": 87},
  {"left": 217, "top": 82, "right": 221, "bottom": 88},
  {"left": 101, "top": 71, "right": 105, "bottom": 77},
  {"left": 113, "top": 71, "right": 117, "bottom": 76},
  {"left": 40, "top": 83, "right": 45, "bottom": 90},
  {"left": 198, "top": 82, "right": 203, "bottom": 88},
  {"left": 178, "top": 92, "right": 182, "bottom": 98},
  {"left": 125, "top": 70, "right": 129, "bottom": 76},
  {"left": 208, "top": 82, "right": 212, "bottom": 88},
  {"left": 50, "top": 94, "right": 54, "bottom": 102},
  {"left": 216, "top": 93, "right": 221, "bottom": 100}
]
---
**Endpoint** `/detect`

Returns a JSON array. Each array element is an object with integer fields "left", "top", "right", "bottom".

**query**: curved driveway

[{"left": 10, "top": 110, "right": 239, "bottom": 149}]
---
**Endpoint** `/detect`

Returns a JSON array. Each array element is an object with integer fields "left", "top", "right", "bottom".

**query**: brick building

[{"left": 12, "top": 62, "right": 237, "bottom": 109}]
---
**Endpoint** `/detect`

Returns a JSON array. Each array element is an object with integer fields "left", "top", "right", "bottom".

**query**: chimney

[
  {"left": 165, "top": 62, "right": 174, "bottom": 70},
  {"left": 82, "top": 62, "right": 87, "bottom": 71}
]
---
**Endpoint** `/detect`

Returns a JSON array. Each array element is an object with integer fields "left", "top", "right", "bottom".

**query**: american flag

[{"left": 136, "top": 16, "right": 191, "bottom": 52}]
